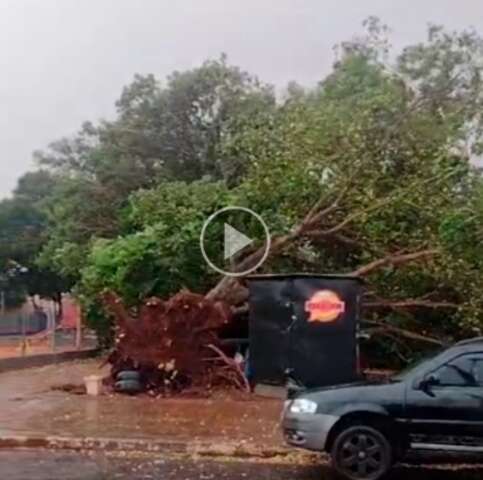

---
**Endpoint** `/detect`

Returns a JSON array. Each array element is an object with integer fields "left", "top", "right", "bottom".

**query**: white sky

[{"left": 1, "top": 0, "right": 482, "bottom": 198}]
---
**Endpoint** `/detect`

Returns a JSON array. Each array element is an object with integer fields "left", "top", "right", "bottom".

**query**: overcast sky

[{"left": 1, "top": 0, "right": 483, "bottom": 198}]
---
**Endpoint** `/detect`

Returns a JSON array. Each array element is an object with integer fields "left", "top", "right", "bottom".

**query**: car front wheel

[{"left": 330, "top": 425, "right": 392, "bottom": 480}]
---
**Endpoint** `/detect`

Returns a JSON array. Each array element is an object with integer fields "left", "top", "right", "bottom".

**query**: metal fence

[
  {"left": 0, "top": 296, "right": 87, "bottom": 358},
  {"left": 0, "top": 309, "right": 47, "bottom": 336}
]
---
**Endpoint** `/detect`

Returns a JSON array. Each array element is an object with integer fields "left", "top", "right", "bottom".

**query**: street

[{"left": 1, "top": 449, "right": 483, "bottom": 480}]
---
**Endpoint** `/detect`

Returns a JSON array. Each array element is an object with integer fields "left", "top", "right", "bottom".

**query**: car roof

[
  {"left": 455, "top": 337, "right": 483, "bottom": 347},
  {"left": 446, "top": 338, "right": 483, "bottom": 356}
]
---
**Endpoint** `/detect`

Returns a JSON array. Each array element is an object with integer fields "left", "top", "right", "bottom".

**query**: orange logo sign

[{"left": 305, "top": 290, "right": 345, "bottom": 323}]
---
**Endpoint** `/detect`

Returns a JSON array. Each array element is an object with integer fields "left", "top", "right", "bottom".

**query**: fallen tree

[
  {"left": 103, "top": 181, "right": 452, "bottom": 393},
  {"left": 103, "top": 290, "right": 250, "bottom": 394}
]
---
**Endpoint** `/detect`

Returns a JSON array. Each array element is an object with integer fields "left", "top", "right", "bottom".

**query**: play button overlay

[
  {"left": 224, "top": 223, "right": 253, "bottom": 260},
  {"left": 200, "top": 206, "right": 271, "bottom": 277}
]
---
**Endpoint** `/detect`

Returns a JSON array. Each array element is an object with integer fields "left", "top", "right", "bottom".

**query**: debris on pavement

[
  {"left": 51, "top": 383, "right": 87, "bottom": 395},
  {"left": 84, "top": 374, "right": 105, "bottom": 396}
]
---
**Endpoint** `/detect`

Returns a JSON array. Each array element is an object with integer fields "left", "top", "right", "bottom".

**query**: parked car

[{"left": 282, "top": 337, "right": 483, "bottom": 480}]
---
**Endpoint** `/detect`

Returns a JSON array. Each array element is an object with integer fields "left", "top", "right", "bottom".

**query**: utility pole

[
  {"left": 48, "top": 302, "right": 56, "bottom": 352},
  {"left": 75, "top": 310, "right": 82, "bottom": 350}
]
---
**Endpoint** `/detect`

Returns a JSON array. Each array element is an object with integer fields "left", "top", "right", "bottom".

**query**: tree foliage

[
  {"left": 33, "top": 56, "right": 274, "bottom": 283},
  {"left": 2, "top": 22, "right": 483, "bottom": 365},
  {"left": 0, "top": 171, "right": 67, "bottom": 306}
]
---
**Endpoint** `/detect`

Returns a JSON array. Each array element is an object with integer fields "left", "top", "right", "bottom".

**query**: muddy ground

[
  {"left": 2, "top": 449, "right": 483, "bottom": 480},
  {"left": 0, "top": 359, "right": 282, "bottom": 447}
]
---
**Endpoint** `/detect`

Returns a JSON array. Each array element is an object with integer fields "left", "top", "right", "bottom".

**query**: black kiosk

[{"left": 248, "top": 274, "right": 362, "bottom": 389}]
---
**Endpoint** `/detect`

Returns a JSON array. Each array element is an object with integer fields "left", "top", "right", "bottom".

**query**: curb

[
  {"left": 0, "top": 433, "right": 297, "bottom": 459},
  {"left": 0, "top": 348, "right": 99, "bottom": 373}
]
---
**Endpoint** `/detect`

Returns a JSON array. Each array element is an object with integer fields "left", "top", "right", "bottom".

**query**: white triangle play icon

[{"left": 224, "top": 223, "right": 253, "bottom": 260}]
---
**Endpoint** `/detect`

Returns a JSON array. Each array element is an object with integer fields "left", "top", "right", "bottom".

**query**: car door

[{"left": 405, "top": 352, "right": 483, "bottom": 443}]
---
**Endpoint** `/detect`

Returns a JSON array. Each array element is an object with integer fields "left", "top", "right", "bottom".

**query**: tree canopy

[{"left": 1, "top": 20, "right": 482, "bottom": 364}]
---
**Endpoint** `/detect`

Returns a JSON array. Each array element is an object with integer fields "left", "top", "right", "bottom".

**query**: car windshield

[{"left": 391, "top": 349, "right": 442, "bottom": 381}]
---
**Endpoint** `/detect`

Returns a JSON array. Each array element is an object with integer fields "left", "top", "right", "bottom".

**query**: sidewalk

[{"left": 0, "top": 359, "right": 291, "bottom": 458}]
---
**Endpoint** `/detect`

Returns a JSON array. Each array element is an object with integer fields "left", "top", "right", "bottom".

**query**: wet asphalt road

[{"left": 1, "top": 449, "right": 483, "bottom": 480}]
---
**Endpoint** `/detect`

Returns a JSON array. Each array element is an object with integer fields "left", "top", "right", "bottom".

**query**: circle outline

[{"left": 200, "top": 206, "right": 271, "bottom": 277}]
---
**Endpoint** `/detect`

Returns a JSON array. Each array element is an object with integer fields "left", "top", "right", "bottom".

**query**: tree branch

[
  {"left": 304, "top": 193, "right": 406, "bottom": 240},
  {"left": 302, "top": 183, "right": 352, "bottom": 229},
  {"left": 206, "top": 168, "right": 453, "bottom": 302},
  {"left": 206, "top": 344, "right": 250, "bottom": 393},
  {"left": 206, "top": 191, "right": 346, "bottom": 301},
  {"left": 362, "top": 320, "right": 444, "bottom": 346},
  {"left": 351, "top": 249, "right": 439, "bottom": 277},
  {"left": 363, "top": 299, "right": 459, "bottom": 309},
  {"left": 306, "top": 230, "right": 361, "bottom": 248}
]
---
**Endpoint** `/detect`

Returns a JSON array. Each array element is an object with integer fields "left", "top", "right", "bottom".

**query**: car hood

[
  {"left": 302, "top": 379, "right": 385, "bottom": 395},
  {"left": 296, "top": 379, "right": 403, "bottom": 411}
]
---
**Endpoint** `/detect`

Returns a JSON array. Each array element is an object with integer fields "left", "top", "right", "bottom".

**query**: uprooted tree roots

[{"left": 103, "top": 291, "right": 250, "bottom": 395}]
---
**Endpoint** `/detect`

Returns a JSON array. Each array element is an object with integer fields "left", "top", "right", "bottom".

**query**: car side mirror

[{"left": 418, "top": 373, "right": 440, "bottom": 391}]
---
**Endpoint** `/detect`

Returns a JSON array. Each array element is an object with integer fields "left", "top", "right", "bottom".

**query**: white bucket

[{"left": 84, "top": 375, "right": 104, "bottom": 396}]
